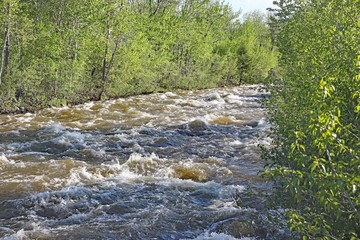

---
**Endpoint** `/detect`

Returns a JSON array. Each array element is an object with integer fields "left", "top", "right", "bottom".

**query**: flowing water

[{"left": 0, "top": 85, "right": 276, "bottom": 240}]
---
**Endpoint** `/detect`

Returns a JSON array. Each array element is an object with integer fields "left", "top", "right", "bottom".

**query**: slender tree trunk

[
  {"left": 56, "top": 0, "right": 66, "bottom": 27},
  {"left": 99, "top": 17, "right": 118, "bottom": 101},
  {"left": 99, "top": 25, "right": 121, "bottom": 100},
  {"left": 106, "top": 32, "right": 121, "bottom": 78},
  {"left": 101, "top": 22, "right": 110, "bottom": 81},
  {"left": 98, "top": 23, "right": 110, "bottom": 100},
  {"left": 0, "top": 24, "right": 10, "bottom": 85},
  {"left": 150, "top": 0, "right": 161, "bottom": 16}
]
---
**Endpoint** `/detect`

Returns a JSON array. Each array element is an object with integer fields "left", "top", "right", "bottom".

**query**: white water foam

[
  {"left": 1, "top": 223, "right": 51, "bottom": 240},
  {"left": 53, "top": 131, "right": 86, "bottom": 146},
  {"left": 43, "top": 122, "right": 66, "bottom": 133},
  {"left": 184, "top": 231, "right": 256, "bottom": 240},
  {"left": 0, "top": 154, "right": 14, "bottom": 165}
]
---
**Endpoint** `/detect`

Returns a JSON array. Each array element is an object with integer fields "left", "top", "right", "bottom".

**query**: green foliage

[
  {"left": 0, "top": 0, "right": 277, "bottom": 112},
  {"left": 237, "top": 11, "right": 278, "bottom": 83},
  {"left": 264, "top": 0, "right": 360, "bottom": 238}
]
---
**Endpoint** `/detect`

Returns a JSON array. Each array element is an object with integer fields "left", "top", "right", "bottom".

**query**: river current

[{"left": 0, "top": 85, "right": 277, "bottom": 239}]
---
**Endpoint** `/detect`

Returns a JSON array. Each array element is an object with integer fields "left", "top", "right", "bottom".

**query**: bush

[{"left": 264, "top": 1, "right": 360, "bottom": 239}]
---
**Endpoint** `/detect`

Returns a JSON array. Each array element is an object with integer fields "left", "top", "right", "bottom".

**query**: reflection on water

[{"left": 0, "top": 85, "right": 278, "bottom": 239}]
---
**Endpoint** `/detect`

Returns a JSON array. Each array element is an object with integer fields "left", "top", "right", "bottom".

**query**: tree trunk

[
  {"left": 0, "top": 5, "right": 11, "bottom": 84},
  {"left": 99, "top": 21, "right": 121, "bottom": 100},
  {"left": 98, "top": 23, "right": 110, "bottom": 100}
]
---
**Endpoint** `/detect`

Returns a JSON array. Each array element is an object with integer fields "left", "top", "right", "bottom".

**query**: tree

[
  {"left": 0, "top": 0, "right": 277, "bottom": 112},
  {"left": 264, "top": 0, "right": 360, "bottom": 238},
  {"left": 0, "top": 1, "right": 11, "bottom": 84}
]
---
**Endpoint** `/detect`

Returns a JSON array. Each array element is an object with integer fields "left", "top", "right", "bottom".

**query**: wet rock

[
  {"left": 36, "top": 207, "right": 71, "bottom": 219},
  {"left": 172, "top": 164, "right": 209, "bottom": 182},
  {"left": 187, "top": 120, "right": 208, "bottom": 132},
  {"left": 106, "top": 203, "right": 136, "bottom": 215},
  {"left": 212, "top": 216, "right": 266, "bottom": 239},
  {"left": 138, "top": 128, "right": 154, "bottom": 135},
  {"left": 151, "top": 137, "right": 169, "bottom": 147},
  {"left": 209, "top": 116, "right": 232, "bottom": 125},
  {"left": 244, "top": 121, "right": 259, "bottom": 128},
  {"left": 259, "top": 209, "right": 292, "bottom": 240},
  {"left": 205, "top": 91, "right": 222, "bottom": 101}
]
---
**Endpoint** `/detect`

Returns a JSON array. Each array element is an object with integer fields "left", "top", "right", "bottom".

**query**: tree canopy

[{"left": 0, "top": 0, "right": 277, "bottom": 113}]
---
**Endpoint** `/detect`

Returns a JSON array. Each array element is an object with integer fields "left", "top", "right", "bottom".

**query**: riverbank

[{"left": 0, "top": 83, "right": 236, "bottom": 115}]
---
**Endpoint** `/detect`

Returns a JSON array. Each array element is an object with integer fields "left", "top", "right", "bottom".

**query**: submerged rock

[
  {"left": 187, "top": 119, "right": 208, "bottom": 132},
  {"left": 212, "top": 215, "right": 266, "bottom": 239},
  {"left": 172, "top": 164, "right": 209, "bottom": 182}
]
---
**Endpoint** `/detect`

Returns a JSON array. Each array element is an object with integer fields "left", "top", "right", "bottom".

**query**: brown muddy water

[{"left": 0, "top": 85, "right": 282, "bottom": 240}]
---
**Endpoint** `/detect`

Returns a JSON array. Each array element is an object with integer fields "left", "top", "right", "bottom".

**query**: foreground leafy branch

[{"left": 264, "top": 0, "right": 360, "bottom": 239}]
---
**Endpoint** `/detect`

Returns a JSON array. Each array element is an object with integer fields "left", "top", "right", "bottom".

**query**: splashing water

[{"left": 0, "top": 85, "right": 276, "bottom": 239}]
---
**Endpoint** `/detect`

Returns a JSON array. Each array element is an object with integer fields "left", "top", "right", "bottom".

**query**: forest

[
  {"left": 0, "top": 0, "right": 276, "bottom": 113},
  {"left": 264, "top": 0, "right": 360, "bottom": 239}
]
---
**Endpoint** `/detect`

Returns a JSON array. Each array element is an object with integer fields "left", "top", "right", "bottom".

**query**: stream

[{"left": 0, "top": 85, "right": 281, "bottom": 239}]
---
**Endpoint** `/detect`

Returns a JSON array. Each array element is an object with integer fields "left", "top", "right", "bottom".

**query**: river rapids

[{"left": 0, "top": 85, "right": 281, "bottom": 240}]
